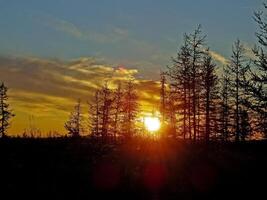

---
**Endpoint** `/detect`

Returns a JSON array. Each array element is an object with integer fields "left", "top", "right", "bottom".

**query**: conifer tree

[
  {"left": 122, "top": 80, "right": 139, "bottom": 138},
  {"left": 201, "top": 50, "right": 219, "bottom": 143},
  {"left": 0, "top": 82, "right": 15, "bottom": 138},
  {"left": 65, "top": 99, "right": 82, "bottom": 137}
]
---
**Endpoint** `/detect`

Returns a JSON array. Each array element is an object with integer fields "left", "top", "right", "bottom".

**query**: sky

[{"left": 0, "top": 0, "right": 264, "bottom": 135}]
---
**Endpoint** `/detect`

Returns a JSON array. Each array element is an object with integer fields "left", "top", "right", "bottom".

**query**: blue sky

[{"left": 0, "top": 0, "right": 263, "bottom": 78}]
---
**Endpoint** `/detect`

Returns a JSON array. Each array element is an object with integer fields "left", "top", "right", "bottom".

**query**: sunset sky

[{"left": 0, "top": 0, "right": 263, "bottom": 135}]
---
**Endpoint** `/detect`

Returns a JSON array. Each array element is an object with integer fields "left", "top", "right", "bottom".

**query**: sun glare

[{"left": 144, "top": 117, "right": 161, "bottom": 132}]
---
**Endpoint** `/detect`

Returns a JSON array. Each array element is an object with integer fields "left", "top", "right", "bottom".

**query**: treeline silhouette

[
  {"left": 0, "top": 3, "right": 267, "bottom": 143},
  {"left": 1, "top": 3, "right": 267, "bottom": 200},
  {"left": 65, "top": 80, "right": 139, "bottom": 140},
  {"left": 158, "top": 5, "right": 267, "bottom": 142},
  {"left": 160, "top": 31, "right": 253, "bottom": 143}
]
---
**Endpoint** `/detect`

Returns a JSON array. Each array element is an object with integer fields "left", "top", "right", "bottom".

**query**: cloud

[
  {"left": 136, "top": 80, "right": 161, "bottom": 112},
  {"left": 0, "top": 56, "right": 159, "bottom": 135},
  {"left": 50, "top": 19, "right": 83, "bottom": 38},
  {"left": 33, "top": 14, "right": 174, "bottom": 82},
  {"left": 40, "top": 14, "right": 170, "bottom": 73},
  {"left": 41, "top": 14, "right": 132, "bottom": 44},
  {"left": 209, "top": 50, "right": 229, "bottom": 66}
]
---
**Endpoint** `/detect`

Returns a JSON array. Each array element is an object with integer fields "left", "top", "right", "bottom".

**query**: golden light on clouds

[{"left": 0, "top": 56, "right": 160, "bottom": 136}]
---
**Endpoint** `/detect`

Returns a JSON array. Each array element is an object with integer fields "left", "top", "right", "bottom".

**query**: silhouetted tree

[
  {"left": 0, "top": 82, "right": 14, "bottom": 138},
  {"left": 89, "top": 90, "right": 100, "bottom": 137},
  {"left": 122, "top": 80, "right": 139, "bottom": 138},
  {"left": 168, "top": 37, "right": 191, "bottom": 139},
  {"left": 99, "top": 83, "right": 113, "bottom": 139},
  {"left": 240, "top": 108, "right": 251, "bottom": 141},
  {"left": 160, "top": 71, "right": 167, "bottom": 123},
  {"left": 201, "top": 50, "right": 218, "bottom": 143},
  {"left": 227, "top": 39, "right": 247, "bottom": 142},
  {"left": 112, "top": 82, "right": 123, "bottom": 139},
  {"left": 167, "top": 86, "right": 178, "bottom": 138},
  {"left": 240, "top": 4, "right": 267, "bottom": 137},
  {"left": 188, "top": 25, "right": 206, "bottom": 142},
  {"left": 65, "top": 99, "right": 82, "bottom": 137},
  {"left": 219, "top": 67, "right": 232, "bottom": 141},
  {"left": 167, "top": 26, "right": 206, "bottom": 141}
]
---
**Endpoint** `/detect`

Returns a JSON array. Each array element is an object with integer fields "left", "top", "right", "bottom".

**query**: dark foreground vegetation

[{"left": 1, "top": 137, "right": 267, "bottom": 199}]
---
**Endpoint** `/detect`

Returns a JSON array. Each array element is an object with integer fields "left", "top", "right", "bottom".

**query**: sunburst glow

[{"left": 144, "top": 117, "right": 161, "bottom": 132}]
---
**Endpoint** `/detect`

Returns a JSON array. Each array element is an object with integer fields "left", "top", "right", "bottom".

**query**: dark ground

[{"left": 0, "top": 137, "right": 267, "bottom": 199}]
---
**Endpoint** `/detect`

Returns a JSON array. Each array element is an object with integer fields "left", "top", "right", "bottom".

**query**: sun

[{"left": 144, "top": 116, "right": 161, "bottom": 132}]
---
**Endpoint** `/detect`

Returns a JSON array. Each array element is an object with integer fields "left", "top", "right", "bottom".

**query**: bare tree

[{"left": 0, "top": 82, "right": 15, "bottom": 138}]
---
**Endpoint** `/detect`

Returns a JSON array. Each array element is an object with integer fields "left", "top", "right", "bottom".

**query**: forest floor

[{"left": 0, "top": 137, "right": 266, "bottom": 199}]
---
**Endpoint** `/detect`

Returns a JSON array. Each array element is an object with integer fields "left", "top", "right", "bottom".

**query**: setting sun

[{"left": 144, "top": 117, "right": 161, "bottom": 132}]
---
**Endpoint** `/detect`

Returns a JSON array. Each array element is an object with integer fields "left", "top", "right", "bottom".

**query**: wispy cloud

[
  {"left": 41, "top": 14, "right": 85, "bottom": 39},
  {"left": 209, "top": 50, "right": 229, "bottom": 66},
  {"left": 40, "top": 14, "right": 131, "bottom": 43},
  {"left": 39, "top": 14, "right": 171, "bottom": 75}
]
